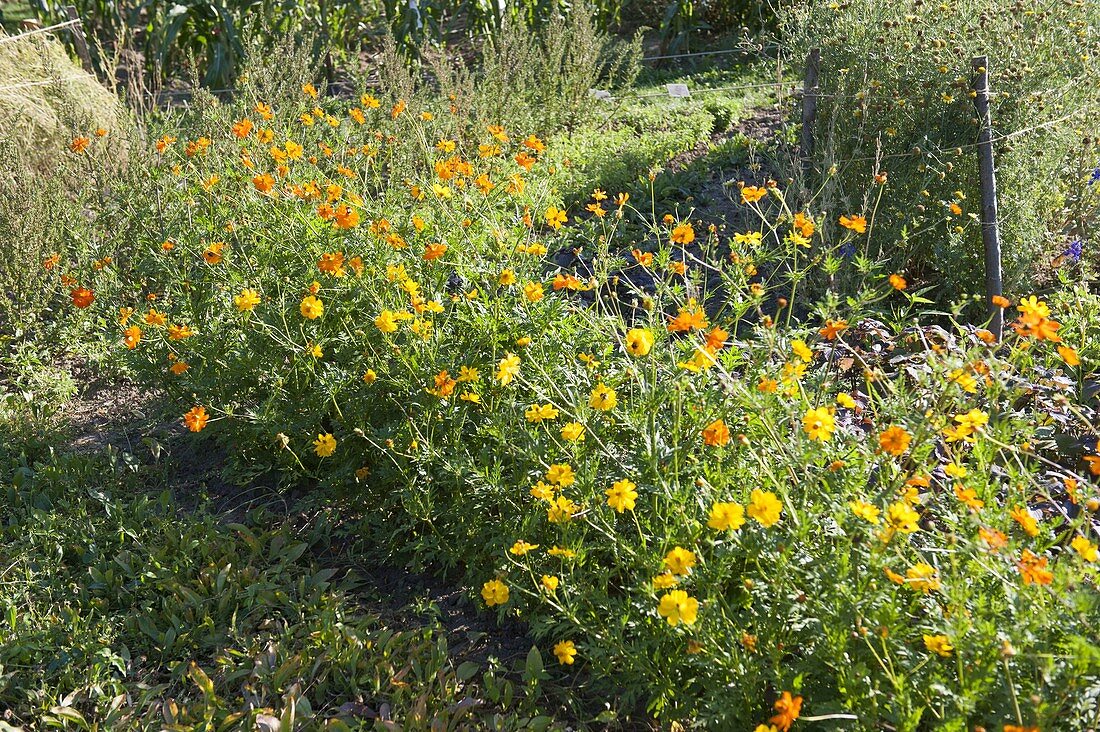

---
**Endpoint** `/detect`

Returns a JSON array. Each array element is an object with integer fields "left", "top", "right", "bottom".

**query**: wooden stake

[
  {"left": 971, "top": 55, "right": 1003, "bottom": 339},
  {"left": 64, "top": 6, "right": 93, "bottom": 75},
  {"left": 800, "top": 47, "right": 821, "bottom": 179}
]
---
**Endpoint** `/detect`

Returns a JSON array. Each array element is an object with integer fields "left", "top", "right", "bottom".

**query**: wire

[
  {"left": 0, "top": 18, "right": 82, "bottom": 45},
  {"left": 640, "top": 48, "right": 743, "bottom": 62},
  {"left": 0, "top": 75, "right": 89, "bottom": 92},
  {"left": 618, "top": 79, "right": 798, "bottom": 100}
]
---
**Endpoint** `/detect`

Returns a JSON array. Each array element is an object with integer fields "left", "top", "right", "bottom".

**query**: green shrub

[
  {"left": 780, "top": 0, "right": 1100, "bottom": 304},
  {"left": 45, "top": 72, "right": 1100, "bottom": 728}
]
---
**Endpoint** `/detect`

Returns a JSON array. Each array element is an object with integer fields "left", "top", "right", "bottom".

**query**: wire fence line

[
  {"left": 0, "top": 74, "right": 90, "bottom": 92},
  {"left": 0, "top": 17, "right": 82, "bottom": 45}
]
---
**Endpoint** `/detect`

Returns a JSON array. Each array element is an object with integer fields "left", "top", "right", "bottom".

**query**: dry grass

[{"left": 0, "top": 29, "right": 127, "bottom": 174}]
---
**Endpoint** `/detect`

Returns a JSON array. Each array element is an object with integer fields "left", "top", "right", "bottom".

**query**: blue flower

[
  {"left": 1090, "top": 167, "right": 1100, "bottom": 186},
  {"left": 1064, "top": 239, "right": 1084, "bottom": 262},
  {"left": 838, "top": 242, "right": 856, "bottom": 258}
]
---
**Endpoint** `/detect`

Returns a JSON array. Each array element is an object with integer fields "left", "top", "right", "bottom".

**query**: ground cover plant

[
  {"left": 0, "top": 418, "right": 578, "bottom": 729},
  {"left": 31, "top": 58, "right": 1100, "bottom": 728}
]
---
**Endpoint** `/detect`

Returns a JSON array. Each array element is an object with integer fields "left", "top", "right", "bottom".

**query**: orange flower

[
  {"left": 667, "top": 300, "right": 708, "bottom": 332},
  {"left": 203, "top": 242, "right": 225, "bottom": 264},
  {"left": 670, "top": 222, "right": 695, "bottom": 244},
  {"left": 252, "top": 173, "right": 275, "bottom": 193},
  {"left": 839, "top": 214, "right": 867, "bottom": 233},
  {"left": 1057, "top": 345, "right": 1080, "bottom": 366},
  {"left": 514, "top": 151, "right": 536, "bottom": 170},
  {"left": 123, "top": 325, "right": 142, "bottom": 349},
  {"left": 70, "top": 136, "right": 91, "bottom": 153},
  {"left": 888, "top": 273, "right": 907, "bottom": 290},
  {"left": 705, "top": 326, "right": 729, "bottom": 351},
  {"left": 334, "top": 205, "right": 361, "bottom": 229},
  {"left": 978, "top": 526, "right": 1008, "bottom": 551},
  {"left": 740, "top": 185, "right": 767, "bottom": 204},
  {"left": 317, "top": 252, "right": 346, "bottom": 277},
  {"left": 70, "top": 287, "right": 95, "bottom": 308},
  {"left": 232, "top": 118, "right": 254, "bottom": 138},
  {"left": 769, "top": 691, "right": 803, "bottom": 732},
  {"left": 878, "top": 425, "right": 911, "bottom": 456},
  {"left": 819, "top": 319, "right": 848, "bottom": 340},
  {"left": 1083, "top": 455, "right": 1100, "bottom": 476},
  {"left": 183, "top": 406, "right": 209, "bottom": 432},
  {"left": 1017, "top": 549, "right": 1053, "bottom": 586},
  {"left": 702, "top": 418, "right": 731, "bottom": 447},
  {"left": 991, "top": 294, "right": 1011, "bottom": 308},
  {"left": 793, "top": 212, "right": 816, "bottom": 237},
  {"left": 423, "top": 242, "right": 448, "bottom": 261}
]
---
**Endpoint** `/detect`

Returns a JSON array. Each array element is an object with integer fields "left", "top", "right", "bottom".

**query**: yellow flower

[
  {"left": 375, "top": 310, "right": 399, "bottom": 333},
  {"left": 524, "top": 281, "right": 544, "bottom": 302},
  {"left": 313, "top": 433, "right": 336, "bottom": 457},
  {"left": 544, "top": 206, "right": 568, "bottom": 230},
  {"left": 588, "top": 383, "right": 617, "bottom": 411},
  {"left": 657, "top": 590, "right": 699, "bottom": 626},
  {"left": 499, "top": 269, "right": 517, "bottom": 286},
  {"left": 363, "top": 369, "right": 378, "bottom": 384},
  {"left": 1071, "top": 535, "right": 1099, "bottom": 562},
  {"left": 529, "top": 481, "right": 555, "bottom": 501},
  {"left": 923, "top": 634, "right": 953, "bottom": 657},
  {"left": 885, "top": 502, "right": 920, "bottom": 534},
  {"left": 802, "top": 406, "right": 836, "bottom": 442},
  {"left": 707, "top": 502, "right": 745, "bottom": 531},
  {"left": 625, "top": 328, "right": 654, "bottom": 357},
  {"left": 836, "top": 392, "right": 856, "bottom": 408},
  {"left": 747, "top": 489, "right": 782, "bottom": 527},
  {"left": 525, "top": 403, "right": 560, "bottom": 423},
  {"left": 509, "top": 540, "right": 539, "bottom": 556},
  {"left": 944, "top": 462, "right": 967, "bottom": 479},
  {"left": 560, "top": 422, "right": 586, "bottom": 442},
  {"left": 541, "top": 575, "right": 559, "bottom": 592},
  {"left": 848, "top": 500, "right": 880, "bottom": 524},
  {"left": 906, "top": 563, "right": 941, "bottom": 593},
  {"left": 653, "top": 572, "right": 678, "bottom": 589},
  {"left": 481, "top": 579, "right": 509, "bottom": 607},
  {"left": 497, "top": 353, "right": 522, "bottom": 385},
  {"left": 300, "top": 295, "right": 324, "bottom": 320},
  {"left": 547, "top": 496, "right": 579, "bottom": 524},
  {"left": 546, "top": 463, "right": 575, "bottom": 487},
  {"left": 663, "top": 546, "right": 696, "bottom": 575},
  {"left": 1017, "top": 295, "right": 1050, "bottom": 319},
  {"left": 553, "top": 640, "right": 577, "bottom": 665},
  {"left": 234, "top": 288, "right": 262, "bottom": 312},
  {"left": 791, "top": 340, "right": 813, "bottom": 362},
  {"left": 605, "top": 479, "right": 638, "bottom": 513}
]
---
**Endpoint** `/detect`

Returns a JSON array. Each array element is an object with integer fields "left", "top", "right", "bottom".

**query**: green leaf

[
  {"left": 456, "top": 661, "right": 480, "bottom": 682},
  {"left": 523, "top": 645, "right": 543, "bottom": 682}
]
